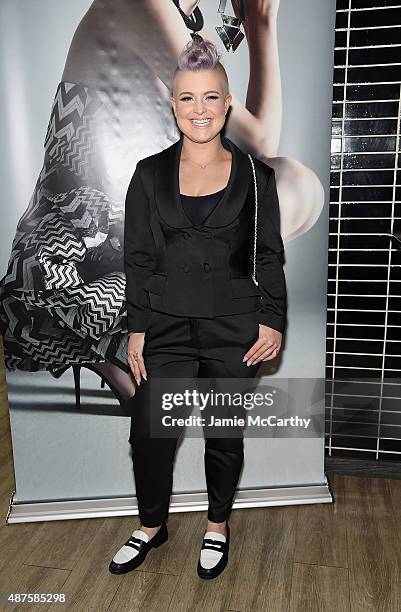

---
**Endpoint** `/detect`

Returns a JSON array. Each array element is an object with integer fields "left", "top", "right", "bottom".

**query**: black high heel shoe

[
  {"left": 52, "top": 363, "right": 106, "bottom": 389},
  {"left": 72, "top": 363, "right": 134, "bottom": 413}
]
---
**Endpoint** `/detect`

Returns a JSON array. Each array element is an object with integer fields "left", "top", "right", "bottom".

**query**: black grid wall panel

[{"left": 326, "top": 0, "right": 401, "bottom": 461}]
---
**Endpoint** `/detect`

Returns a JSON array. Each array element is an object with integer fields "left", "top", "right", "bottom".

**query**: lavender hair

[{"left": 172, "top": 36, "right": 229, "bottom": 96}]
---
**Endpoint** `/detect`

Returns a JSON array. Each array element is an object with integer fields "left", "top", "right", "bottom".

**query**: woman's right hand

[{"left": 128, "top": 332, "right": 148, "bottom": 385}]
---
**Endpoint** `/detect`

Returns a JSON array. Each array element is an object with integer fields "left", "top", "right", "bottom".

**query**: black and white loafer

[
  {"left": 197, "top": 523, "right": 230, "bottom": 580},
  {"left": 109, "top": 521, "right": 168, "bottom": 574}
]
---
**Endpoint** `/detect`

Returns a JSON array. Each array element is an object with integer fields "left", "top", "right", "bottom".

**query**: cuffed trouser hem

[
  {"left": 207, "top": 510, "right": 231, "bottom": 523},
  {"left": 138, "top": 516, "right": 167, "bottom": 528},
  {"left": 137, "top": 500, "right": 170, "bottom": 526}
]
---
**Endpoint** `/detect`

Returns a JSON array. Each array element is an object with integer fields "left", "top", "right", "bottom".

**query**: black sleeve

[
  {"left": 255, "top": 168, "right": 288, "bottom": 333},
  {"left": 123, "top": 160, "right": 156, "bottom": 333}
]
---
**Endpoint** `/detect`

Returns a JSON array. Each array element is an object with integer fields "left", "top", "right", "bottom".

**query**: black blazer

[{"left": 124, "top": 135, "right": 287, "bottom": 334}]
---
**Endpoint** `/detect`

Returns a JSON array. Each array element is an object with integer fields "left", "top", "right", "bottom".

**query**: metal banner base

[{"left": 6, "top": 480, "right": 333, "bottom": 524}]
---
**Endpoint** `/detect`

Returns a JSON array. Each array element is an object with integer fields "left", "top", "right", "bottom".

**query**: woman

[{"left": 109, "top": 35, "right": 287, "bottom": 580}]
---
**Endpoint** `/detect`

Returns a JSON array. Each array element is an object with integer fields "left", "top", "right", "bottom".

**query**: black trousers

[{"left": 127, "top": 309, "right": 262, "bottom": 527}]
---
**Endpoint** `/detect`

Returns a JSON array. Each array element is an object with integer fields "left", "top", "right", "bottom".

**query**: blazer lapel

[{"left": 155, "top": 134, "right": 252, "bottom": 229}]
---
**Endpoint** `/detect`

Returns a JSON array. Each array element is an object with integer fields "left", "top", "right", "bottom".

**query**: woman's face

[{"left": 171, "top": 68, "right": 231, "bottom": 144}]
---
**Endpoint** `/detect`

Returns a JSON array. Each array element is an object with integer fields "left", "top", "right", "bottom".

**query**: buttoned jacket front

[{"left": 124, "top": 135, "right": 287, "bottom": 334}]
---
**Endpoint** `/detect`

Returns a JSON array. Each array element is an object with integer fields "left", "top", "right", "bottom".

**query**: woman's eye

[{"left": 180, "top": 95, "right": 219, "bottom": 102}]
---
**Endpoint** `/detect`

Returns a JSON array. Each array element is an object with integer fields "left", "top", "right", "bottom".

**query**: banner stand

[{"left": 6, "top": 483, "right": 333, "bottom": 524}]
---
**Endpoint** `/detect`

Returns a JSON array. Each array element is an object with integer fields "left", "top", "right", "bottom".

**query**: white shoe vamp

[
  {"left": 113, "top": 529, "right": 149, "bottom": 564},
  {"left": 200, "top": 548, "right": 223, "bottom": 569},
  {"left": 200, "top": 531, "right": 226, "bottom": 569},
  {"left": 113, "top": 544, "right": 140, "bottom": 564}
]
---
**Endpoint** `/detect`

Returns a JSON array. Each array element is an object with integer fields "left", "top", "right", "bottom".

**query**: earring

[{"left": 216, "top": 0, "right": 246, "bottom": 52}]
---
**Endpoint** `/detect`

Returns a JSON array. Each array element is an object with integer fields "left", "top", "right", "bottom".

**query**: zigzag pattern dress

[{"left": 0, "top": 81, "right": 148, "bottom": 375}]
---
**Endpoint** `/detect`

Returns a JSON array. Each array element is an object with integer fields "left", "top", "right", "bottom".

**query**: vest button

[
  {"left": 183, "top": 264, "right": 190, "bottom": 272},
  {"left": 203, "top": 262, "right": 211, "bottom": 272},
  {"left": 204, "top": 232, "right": 212, "bottom": 239},
  {"left": 182, "top": 232, "right": 190, "bottom": 240}
]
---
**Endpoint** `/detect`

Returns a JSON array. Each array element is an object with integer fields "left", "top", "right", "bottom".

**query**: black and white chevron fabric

[{"left": 0, "top": 82, "right": 130, "bottom": 374}]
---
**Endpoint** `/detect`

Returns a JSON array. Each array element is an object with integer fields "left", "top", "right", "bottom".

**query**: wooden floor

[{"left": 1, "top": 338, "right": 401, "bottom": 611}]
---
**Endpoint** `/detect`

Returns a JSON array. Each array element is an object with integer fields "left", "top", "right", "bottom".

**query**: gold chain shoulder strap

[{"left": 247, "top": 153, "right": 258, "bottom": 286}]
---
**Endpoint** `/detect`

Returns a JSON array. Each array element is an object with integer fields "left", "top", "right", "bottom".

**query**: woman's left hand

[{"left": 243, "top": 324, "right": 282, "bottom": 365}]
